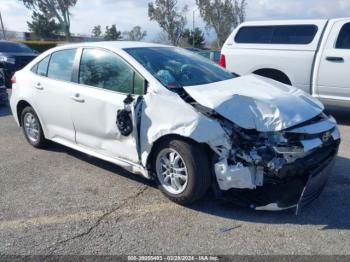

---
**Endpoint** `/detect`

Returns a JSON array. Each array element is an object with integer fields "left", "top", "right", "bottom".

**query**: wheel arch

[
  {"left": 253, "top": 68, "right": 292, "bottom": 85},
  {"left": 16, "top": 100, "right": 33, "bottom": 126},
  {"left": 146, "top": 134, "right": 216, "bottom": 171},
  {"left": 16, "top": 100, "right": 48, "bottom": 139}
]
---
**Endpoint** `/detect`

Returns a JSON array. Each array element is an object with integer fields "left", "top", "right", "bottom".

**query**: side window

[
  {"left": 336, "top": 23, "right": 350, "bottom": 49},
  {"left": 47, "top": 49, "right": 77, "bottom": 81},
  {"left": 271, "top": 25, "right": 317, "bottom": 44},
  {"left": 36, "top": 55, "right": 50, "bottom": 76},
  {"left": 235, "top": 25, "right": 317, "bottom": 44},
  {"left": 235, "top": 26, "right": 274, "bottom": 44},
  {"left": 79, "top": 48, "right": 134, "bottom": 94}
]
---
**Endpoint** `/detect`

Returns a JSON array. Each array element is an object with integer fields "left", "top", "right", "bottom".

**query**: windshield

[
  {"left": 124, "top": 47, "right": 234, "bottom": 88},
  {"left": 0, "top": 42, "right": 34, "bottom": 53}
]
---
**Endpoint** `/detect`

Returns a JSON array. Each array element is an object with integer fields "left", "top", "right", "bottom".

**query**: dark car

[
  {"left": 0, "top": 68, "right": 8, "bottom": 105},
  {"left": 0, "top": 41, "right": 37, "bottom": 89}
]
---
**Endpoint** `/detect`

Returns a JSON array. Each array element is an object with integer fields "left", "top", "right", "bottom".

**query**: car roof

[
  {"left": 54, "top": 41, "right": 170, "bottom": 51},
  {"left": 240, "top": 19, "right": 329, "bottom": 26},
  {"left": 0, "top": 40, "right": 22, "bottom": 45}
]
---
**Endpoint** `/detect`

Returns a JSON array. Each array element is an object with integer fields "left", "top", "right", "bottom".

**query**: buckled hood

[{"left": 184, "top": 74, "right": 324, "bottom": 132}]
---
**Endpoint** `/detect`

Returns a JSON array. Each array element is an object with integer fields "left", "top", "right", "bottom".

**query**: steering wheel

[{"left": 180, "top": 64, "right": 200, "bottom": 82}]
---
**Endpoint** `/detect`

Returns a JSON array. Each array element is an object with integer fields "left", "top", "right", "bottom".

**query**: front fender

[{"left": 139, "top": 90, "right": 231, "bottom": 166}]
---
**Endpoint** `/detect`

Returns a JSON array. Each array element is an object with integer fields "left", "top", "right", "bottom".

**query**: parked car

[
  {"left": 186, "top": 48, "right": 221, "bottom": 63},
  {"left": 10, "top": 42, "right": 340, "bottom": 212},
  {"left": 0, "top": 69, "right": 8, "bottom": 104},
  {"left": 0, "top": 41, "right": 37, "bottom": 88},
  {"left": 198, "top": 50, "right": 221, "bottom": 63},
  {"left": 221, "top": 18, "right": 350, "bottom": 108}
]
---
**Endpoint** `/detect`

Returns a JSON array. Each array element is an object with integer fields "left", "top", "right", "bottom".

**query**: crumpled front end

[{"left": 213, "top": 112, "right": 340, "bottom": 212}]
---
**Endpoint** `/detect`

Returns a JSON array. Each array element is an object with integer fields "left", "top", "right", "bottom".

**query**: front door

[{"left": 70, "top": 48, "right": 145, "bottom": 163}]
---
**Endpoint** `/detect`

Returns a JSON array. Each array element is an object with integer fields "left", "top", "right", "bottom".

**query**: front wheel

[
  {"left": 21, "top": 106, "right": 47, "bottom": 148},
  {"left": 153, "top": 139, "right": 211, "bottom": 205}
]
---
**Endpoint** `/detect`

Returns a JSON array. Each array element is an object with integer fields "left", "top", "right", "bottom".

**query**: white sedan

[{"left": 10, "top": 42, "right": 340, "bottom": 212}]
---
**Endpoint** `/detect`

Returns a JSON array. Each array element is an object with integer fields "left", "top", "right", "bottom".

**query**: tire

[
  {"left": 21, "top": 106, "right": 47, "bottom": 148},
  {"left": 153, "top": 138, "right": 211, "bottom": 205}
]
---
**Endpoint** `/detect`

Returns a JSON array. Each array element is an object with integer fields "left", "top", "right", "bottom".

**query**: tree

[
  {"left": 27, "top": 9, "right": 61, "bottom": 39},
  {"left": 182, "top": 27, "right": 205, "bottom": 48},
  {"left": 125, "top": 26, "right": 147, "bottom": 41},
  {"left": 196, "top": 0, "right": 246, "bottom": 48},
  {"left": 19, "top": 0, "right": 78, "bottom": 41},
  {"left": 153, "top": 31, "right": 171, "bottom": 44},
  {"left": 148, "top": 0, "right": 188, "bottom": 46},
  {"left": 104, "top": 25, "right": 122, "bottom": 41},
  {"left": 92, "top": 25, "right": 102, "bottom": 38}
]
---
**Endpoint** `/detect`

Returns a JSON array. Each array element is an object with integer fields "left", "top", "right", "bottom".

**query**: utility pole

[
  {"left": 192, "top": 9, "right": 195, "bottom": 48},
  {"left": 0, "top": 11, "right": 6, "bottom": 40}
]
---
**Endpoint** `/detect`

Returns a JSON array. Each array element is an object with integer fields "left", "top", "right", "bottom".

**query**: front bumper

[{"left": 217, "top": 137, "right": 340, "bottom": 213}]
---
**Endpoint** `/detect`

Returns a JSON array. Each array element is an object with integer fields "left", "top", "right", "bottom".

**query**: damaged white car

[{"left": 10, "top": 42, "right": 340, "bottom": 212}]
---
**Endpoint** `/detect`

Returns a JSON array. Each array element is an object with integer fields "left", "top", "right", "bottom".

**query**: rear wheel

[
  {"left": 21, "top": 106, "right": 47, "bottom": 148},
  {"left": 153, "top": 138, "right": 211, "bottom": 205}
]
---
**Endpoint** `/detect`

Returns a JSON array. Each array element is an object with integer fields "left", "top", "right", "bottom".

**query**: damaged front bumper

[{"left": 213, "top": 113, "right": 340, "bottom": 213}]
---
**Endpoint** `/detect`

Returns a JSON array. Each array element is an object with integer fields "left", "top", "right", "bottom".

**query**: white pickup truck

[{"left": 220, "top": 18, "right": 350, "bottom": 108}]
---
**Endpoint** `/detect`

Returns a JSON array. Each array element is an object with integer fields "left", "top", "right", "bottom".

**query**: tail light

[
  {"left": 219, "top": 54, "right": 226, "bottom": 68},
  {"left": 11, "top": 76, "right": 16, "bottom": 84}
]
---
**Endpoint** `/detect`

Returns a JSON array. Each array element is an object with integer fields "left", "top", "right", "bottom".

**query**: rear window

[
  {"left": 47, "top": 49, "right": 77, "bottom": 82},
  {"left": 36, "top": 55, "right": 50, "bottom": 76},
  {"left": 235, "top": 25, "right": 318, "bottom": 45}
]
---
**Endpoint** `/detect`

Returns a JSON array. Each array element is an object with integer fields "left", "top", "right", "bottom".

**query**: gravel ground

[{"left": 0, "top": 102, "right": 349, "bottom": 256}]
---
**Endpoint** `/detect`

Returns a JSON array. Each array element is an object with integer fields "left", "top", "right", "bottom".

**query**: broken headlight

[{"left": 231, "top": 128, "right": 306, "bottom": 178}]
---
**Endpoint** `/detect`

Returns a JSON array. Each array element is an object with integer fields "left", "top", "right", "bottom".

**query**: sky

[{"left": 1, "top": 0, "right": 350, "bottom": 42}]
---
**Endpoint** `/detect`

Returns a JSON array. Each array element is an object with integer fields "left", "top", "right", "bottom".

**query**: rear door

[
  {"left": 316, "top": 20, "right": 350, "bottom": 102},
  {"left": 30, "top": 49, "right": 77, "bottom": 142},
  {"left": 70, "top": 48, "right": 145, "bottom": 163}
]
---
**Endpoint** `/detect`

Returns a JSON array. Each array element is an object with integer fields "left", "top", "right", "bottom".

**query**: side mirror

[
  {"left": 116, "top": 109, "right": 133, "bottom": 136},
  {"left": 123, "top": 94, "right": 134, "bottom": 105},
  {"left": 117, "top": 94, "right": 135, "bottom": 136}
]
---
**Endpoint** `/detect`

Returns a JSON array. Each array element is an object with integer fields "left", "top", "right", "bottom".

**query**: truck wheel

[
  {"left": 153, "top": 138, "right": 211, "bottom": 205},
  {"left": 21, "top": 106, "right": 47, "bottom": 148}
]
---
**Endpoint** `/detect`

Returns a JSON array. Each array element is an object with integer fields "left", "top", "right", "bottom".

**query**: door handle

[
  {"left": 71, "top": 94, "right": 85, "bottom": 103},
  {"left": 34, "top": 82, "right": 44, "bottom": 90},
  {"left": 326, "top": 56, "right": 344, "bottom": 62}
]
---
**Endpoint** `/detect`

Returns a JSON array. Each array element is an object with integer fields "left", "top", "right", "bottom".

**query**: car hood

[{"left": 183, "top": 74, "right": 324, "bottom": 132}]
